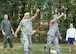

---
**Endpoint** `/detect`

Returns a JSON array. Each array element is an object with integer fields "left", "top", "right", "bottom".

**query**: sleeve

[
  {"left": 1, "top": 21, "right": 4, "bottom": 31},
  {"left": 56, "top": 29, "right": 61, "bottom": 37},
  {"left": 29, "top": 17, "right": 34, "bottom": 22},
  {"left": 50, "top": 16, "right": 62, "bottom": 23},
  {"left": 18, "top": 21, "right": 22, "bottom": 28},
  {"left": 66, "top": 30, "right": 69, "bottom": 41}
]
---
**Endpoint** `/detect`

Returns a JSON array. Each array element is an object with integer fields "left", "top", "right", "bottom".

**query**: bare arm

[
  {"left": 50, "top": 13, "right": 64, "bottom": 23},
  {"left": 2, "top": 30, "right": 6, "bottom": 35},
  {"left": 11, "top": 28, "right": 14, "bottom": 35},
  {"left": 40, "top": 13, "right": 64, "bottom": 26},
  {"left": 14, "top": 20, "right": 22, "bottom": 38},
  {"left": 32, "top": 9, "right": 40, "bottom": 19},
  {"left": 66, "top": 30, "right": 69, "bottom": 41},
  {"left": 14, "top": 27, "right": 20, "bottom": 38}
]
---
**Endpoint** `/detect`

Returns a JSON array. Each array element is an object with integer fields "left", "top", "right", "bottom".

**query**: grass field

[{"left": 0, "top": 42, "right": 76, "bottom": 54}]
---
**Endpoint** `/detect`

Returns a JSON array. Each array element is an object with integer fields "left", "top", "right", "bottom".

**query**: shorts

[{"left": 67, "top": 38, "right": 75, "bottom": 44}]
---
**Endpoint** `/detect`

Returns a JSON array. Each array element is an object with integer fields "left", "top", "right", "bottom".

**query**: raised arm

[
  {"left": 32, "top": 9, "right": 40, "bottom": 19},
  {"left": 42, "top": 13, "right": 64, "bottom": 26},
  {"left": 50, "top": 13, "right": 64, "bottom": 23}
]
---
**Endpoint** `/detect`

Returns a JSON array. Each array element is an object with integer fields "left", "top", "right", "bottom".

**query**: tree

[{"left": 0, "top": 0, "right": 76, "bottom": 43}]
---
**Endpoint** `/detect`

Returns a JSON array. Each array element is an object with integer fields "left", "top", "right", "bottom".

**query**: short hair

[
  {"left": 4, "top": 14, "right": 8, "bottom": 16},
  {"left": 69, "top": 23, "right": 74, "bottom": 27},
  {"left": 70, "top": 23, "right": 74, "bottom": 25}
]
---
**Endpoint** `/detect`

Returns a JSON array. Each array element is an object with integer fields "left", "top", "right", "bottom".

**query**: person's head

[
  {"left": 24, "top": 12, "right": 30, "bottom": 19},
  {"left": 4, "top": 14, "right": 8, "bottom": 20},
  {"left": 70, "top": 23, "right": 74, "bottom": 28}
]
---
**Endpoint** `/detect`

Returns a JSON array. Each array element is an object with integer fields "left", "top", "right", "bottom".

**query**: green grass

[{"left": 0, "top": 42, "right": 76, "bottom": 54}]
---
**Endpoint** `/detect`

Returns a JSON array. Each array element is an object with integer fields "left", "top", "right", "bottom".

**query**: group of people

[{"left": 0, "top": 9, "right": 76, "bottom": 54}]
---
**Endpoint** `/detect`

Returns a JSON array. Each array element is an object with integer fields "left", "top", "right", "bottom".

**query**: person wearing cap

[
  {"left": 44, "top": 13, "right": 64, "bottom": 54},
  {"left": 14, "top": 9, "right": 40, "bottom": 54},
  {"left": 1, "top": 14, "right": 14, "bottom": 52},
  {"left": 66, "top": 23, "right": 76, "bottom": 52}
]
